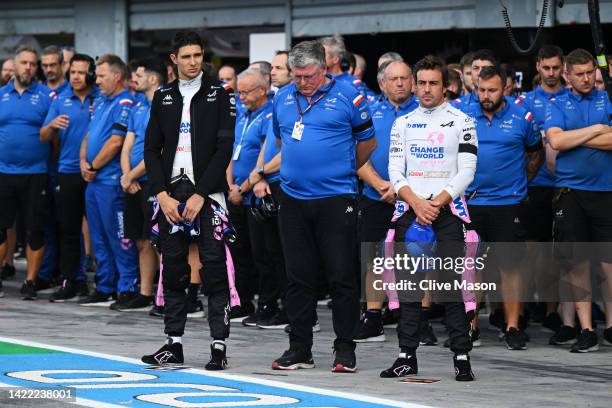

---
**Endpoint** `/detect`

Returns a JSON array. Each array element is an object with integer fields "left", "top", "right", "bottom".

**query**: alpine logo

[
  {"left": 207, "top": 90, "right": 217, "bottom": 98},
  {"left": 440, "top": 121, "right": 454, "bottom": 127}
]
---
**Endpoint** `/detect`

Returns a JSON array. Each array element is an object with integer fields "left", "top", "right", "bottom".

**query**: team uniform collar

[
  {"left": 417, "top": 101, "right": 448, "bottom": 115},
  {"left": 535, "top": 85, "right": 566, "bottom": 99},
  {"left": 6, "top": 79, "right": 39, "bottom": 94},
  {"left": 381, "top": 94, "right": 416, "bottom": 111},
  {"left": 247, "top": 98, "right": 272, "bottom": 117},
  {"left": 569, "top": 87, "right": 597, "bottom": 102}
]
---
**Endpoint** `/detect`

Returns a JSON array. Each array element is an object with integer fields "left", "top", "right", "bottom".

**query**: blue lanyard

[{"left": 238, "top": 110, "right": 265, "bottom": 146}]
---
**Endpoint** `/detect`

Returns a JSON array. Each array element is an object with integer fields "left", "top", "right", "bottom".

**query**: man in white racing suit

[{"left": 381, "top": 55, "right": 478, "bottom": 381}]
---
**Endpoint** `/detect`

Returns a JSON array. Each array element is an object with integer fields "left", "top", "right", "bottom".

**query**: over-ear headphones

[{"left": 65, "top": 53, "right": 96, "bottom": 86}]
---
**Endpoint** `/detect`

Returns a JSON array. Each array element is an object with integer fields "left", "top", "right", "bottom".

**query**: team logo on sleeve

[
  {"left": 352, "top": 95, "right": 365, "bottom": 106},
  {"left": 119, "top": 98, "right": 133, "bottom": 106}
]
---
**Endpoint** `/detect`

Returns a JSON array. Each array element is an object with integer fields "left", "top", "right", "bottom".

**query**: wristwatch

[{"left": 257, "top": 165, "right": 265, "bottom": 177}]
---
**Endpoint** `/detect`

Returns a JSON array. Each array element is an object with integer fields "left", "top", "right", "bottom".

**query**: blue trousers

[{"left": 85, "top": 182, "right": 139, "bottom": 294}]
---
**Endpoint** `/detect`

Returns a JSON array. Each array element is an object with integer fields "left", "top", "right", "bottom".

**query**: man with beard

[
  {"left": 453, "top": 50, "right": 497, "bottom": 110},
  {"left": 463, "top": 66, "right": 544, "bottom": 351},
  {"left": 41, "top": 46, "right": 68, "bottom": 95},
  {"left": 0, "top": 46, "right": 54, "bottom": 300},
  {"left": 516, "top": 45, "right": 569, "bottom": 342}
]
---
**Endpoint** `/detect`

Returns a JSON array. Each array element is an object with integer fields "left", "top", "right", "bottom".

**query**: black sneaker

[
  {"left": 257, "top": 309, "right": 290, "bottom": 329},
  {"left": 76, "top": 281, "right": 90, "bottom": 298},
  {"left": 20, "top": 280, "right": 37, "bottom": 300},
  {"left": 542, "top": 312, "right": 562, "bottom": 333},
  {"left": 570, "top": 329, "right": 599, "bottom": 353},
  {"left": 284, "top": 321, "right": 320, "bottom": 334},
  {"left": 78, "top": 290, "right": 114, "bottom": 306},
  {"left": 272, "top": 348, "right": 315, "bottom": 370},
  {"left": 1, "top": 264, "right": 15, "bottom": 279},
  {"left": 205, "top": 340, "right": 228, "bottom": 370},
  {"left": 354, "top": 316, "right": 385, "bottom": 343},
  {"left": 603, "top": 327, "right": 612, "bottom": 347},
  {"left": 229, "top": 303, "right": 255, "bottom": 323},
  {"left": 454, "top": 354, "right": 475, "bottom": 381},
  {"left": 149, "top": 304, "right": 165, "bottom": 317},
  {"left": 112, "top": 293, "right": 154, "bottom": 311},
  {"left": 50, "top": 280, "right": 78, "bottom": 302},
  {"left": 110, "top": 292, "right": 139, "bottom": 310},
  {"left": 242, "top": 304, "right": 278, "bottom": 327},
  {"left": 187, "top": 299, "right": 205, "bottom": 318},
  {"left": 331, "top": 345, "right": 357, "bottom": 373},
  {"left": 34, "top": 279, "right": 54, "bottom": 292},
  {"left": 419, "top": 321, "right": 438, "bottom": 346},
  {"left": 504, "top": 327, "right": 527, "bottom": 350},
  {"left": 142, "top": 340, "right": 184, "bottom": 365},
  {"left": 84, "top": 255, "right": 96, "bottom": 273},
  {"left": 380, "top": 353, "right": 418, "bottom": 378},
  {"left": 549, "top": 325, "right": 577, "bottom": 345},
  {"left": 382, "top": 307, "right": 398, "bottom": 328}
]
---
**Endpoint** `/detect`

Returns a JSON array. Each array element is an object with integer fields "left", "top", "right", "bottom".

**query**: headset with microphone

[{"left": 65, "top": 53, "right": 96, "bottom": 86}]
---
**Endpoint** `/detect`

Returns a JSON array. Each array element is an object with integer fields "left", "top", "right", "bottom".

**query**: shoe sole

[
  {"left": 271, "top": 362, "right": 315, "bottom": 370},
  {"left": 419, "top": 341, "right": 438, "bottom": 346},
  {"left": 187, "top": 311, "right": 206, "bottom": 318},
  {"left": 113, "top": 306, "right": 154, "bottom": 312},
  {"left": 472, "top": 339, "right": 482, "bottom": 347},
  {"left": 355, "top": 334, "right": 386, "bottom": 343},
  {"left": 242, "top": 321, "right": 259, "bottom": 327},
  {"left": 570, "top": 344, "right": 599, "bottom": 353},
  {"left": 257, "top": 324, "right": 289, "bottom": 330},
  {"left": 79, "top": 301, "right": 114, "bottom": 307},
  {"left": 332, "top": 364, "right": 357, "bottom": 373},
  {"left": 602, "top": 339, "right": 612, "bottom": 347},
  {"left": 230, "top": 316, "right": 249, "bottom": 323},
  {"left": 312, "top": 325, "right": 321, "bottom": 333}
]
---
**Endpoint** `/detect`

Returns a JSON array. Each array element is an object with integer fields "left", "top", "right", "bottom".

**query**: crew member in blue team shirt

[
  {"left": 452, "top": 49, "right": 497, "bottom": 111},
  {"left": 271, "top": 40, "right": 376, "bottom": 373},
  {"left": 226, "top": 68, "right": 273, "bottom": 322},
  {"left": 41, "top": 53, "right": 98, "bottom": 302},
  {"left": 355, "top": 60, "right": 419, "bottom": 343},
  {"left": 516, "top": 45, "right": 570, "bottom": 341},
  {"left": 544, "top": 48, "right": 612, "bottom": 353},
  {"left": 37, "top": 45, "right": 70, "bottom": 290},
  {"left": 0, "top": 45, "right": 54, "bottom": 300},
  {"left": 78, "top": 54, "right": 139, "bottom": 308},
  {"left": 463, "top": 66, "right": 544, "bottom": 352},
  {"left": 320, "top": 36, "right": 368, "bottom": 97},
  {"left": 116, "top": 58, "right": 165, "bottom": 311},
  {"left": 246, "top": 50, "right": 293, "bottom": 330}
]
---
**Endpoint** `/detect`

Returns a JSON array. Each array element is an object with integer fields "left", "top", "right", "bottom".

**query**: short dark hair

[
  {"left": 537, "top": 45, "right": 564, "bottom": 61},
  {"left": 70, "top": 53, "right": 94, "bottom": 67},
  {"left": 459, "top": 52, "right": 474, "bottom": 71},
  {"left": 565, "top": 48, "right": 596, "bottom": 70},
  {"left": 42, "top": 45, "right": 63, "bottom": 64},
  {"left": 414, "top": 55, "right": 449, "bottom": 87},
  {"left": 140, "top": 57, "right": 166, "bottom": 84},
  {"left": 478, "top": 65, "right": 507, "bottom": 86},
  {"left": 471, "top": 49, "right": 497, "bottom": 66},
  {"left": 172, "top": 31, "right": 203, "bottom": 55},
  {"left": 447, "top": 68, "right": 463, "bottom": 91},
  {"left": 275, "top": 50, "right": 290, "bottom": 70}
]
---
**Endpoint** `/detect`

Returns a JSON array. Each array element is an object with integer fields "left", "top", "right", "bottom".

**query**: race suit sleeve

[
  {"left": 388, "top": 117, "right": 409, "bottom": 194},
  {"left": 444, "top": 116, "right": 478, "bottom": 199}
]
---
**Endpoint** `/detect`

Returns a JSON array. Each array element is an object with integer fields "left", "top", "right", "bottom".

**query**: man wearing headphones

[{"left": 41, "top": 53, "right": 98, "bottom": 301}]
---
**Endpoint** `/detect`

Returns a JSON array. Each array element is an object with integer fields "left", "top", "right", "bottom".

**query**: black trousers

[
  {"left": 58, "top": 173, "right": 86, "bottom": 282},
  {"left": 395, "top": 209, "right": 472, "bottom": 354},
  {"left": 228, "top": 203, "right": 256, "bottom": 305},
  {"left": 280, "top": 193, "right": 359, "bottom": 350},
  {"left": 160, "top": 180, "right": 229, "bottom": 340},
  {"left": 249, "top": 181, "right": 286, "bottom": 307}
]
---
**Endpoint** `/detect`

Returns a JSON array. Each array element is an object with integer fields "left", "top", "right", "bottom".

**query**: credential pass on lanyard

[
  {"left": 233, "top": 111, "right": 265, "bottom": 161},
  {"left": 292, "top": 80, "right": 336, "bottom": 141}
]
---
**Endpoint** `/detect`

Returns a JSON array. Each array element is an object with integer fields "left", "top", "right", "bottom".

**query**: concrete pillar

[{"left": 74, "top": 0, "right": 128, "bottom": 62}]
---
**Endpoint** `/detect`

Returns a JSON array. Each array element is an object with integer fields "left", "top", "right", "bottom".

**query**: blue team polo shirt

[
  {"left": 544, "top": 89, "right": 612, "bottom": 191},
  {"left": 232, "top": 99, "right": 273, "bottom": 205},
  {"left": 334, "top": 71, "right": 368, "bottom": 97},
  {"left": 263, "top": 120, "right": 281, "bottom": 183},
  {"left": 517, "top": 86, "right": 568, "bottom": 187},
  {"left": 43, "top": 86, "right": 99, "bottom": 174},
  {"left": 127, "top": 97, "right": 151, "bottom": 182},
  {"left": 0, "top": 80, "right": 53, "bottom": 174},
  {"left": 46, "top": 80, "right": 69, "bottom": 98},
  {"left": 86, "top": 88, "right": 134, "bottom": 185},
  {"left": 363, "top": 95, "right": 419, "bottom": 201},
  {"left": 451, "top": 91, "right": 479, "bottom": 112},
  {"left": 465, "top": 97, "right": 542, "bottom": 205},
  {"left": 273, "top": 75, "right": 375, "bottom": 200}
]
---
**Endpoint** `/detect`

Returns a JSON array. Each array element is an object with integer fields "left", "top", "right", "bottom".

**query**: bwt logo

[{"left": 408, "top": 123, "right": 427, "bottom": 129}]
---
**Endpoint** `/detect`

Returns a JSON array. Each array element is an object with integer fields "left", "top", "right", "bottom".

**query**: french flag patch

[
  {"left": 525, "top": 111, "right": 533, "bottom": 122},
  {"left": 266, "top": 112, "right": 273, "bottom": 119},
  {"left": 222, "top": 83, "right": 232, "bottom": 90},
  {"left": 352, "top": 95, "right": 365, "bottom": 106},
  {"left": 119, "top": 98, "right": 133, "bottom": 105}
]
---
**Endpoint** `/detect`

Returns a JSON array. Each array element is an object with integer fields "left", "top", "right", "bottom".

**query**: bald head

[{"left": 381, "top": 61, "right": 413, "bottom": 105}]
